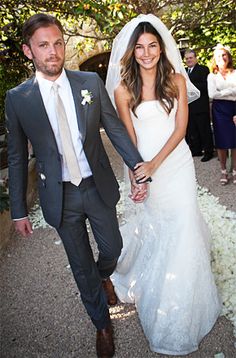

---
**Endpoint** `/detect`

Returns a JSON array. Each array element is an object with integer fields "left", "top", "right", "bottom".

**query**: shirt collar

[
  {"left": 36, "top": 68, "right": 68, "bottom": 90},
  {"left": 54, "top": 69, "right": 68, "bottom": 88}
]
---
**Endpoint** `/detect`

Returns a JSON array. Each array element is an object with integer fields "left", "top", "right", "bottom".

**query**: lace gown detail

[{"left": 112, "top": 100, "right": 221, "bottom": 355}]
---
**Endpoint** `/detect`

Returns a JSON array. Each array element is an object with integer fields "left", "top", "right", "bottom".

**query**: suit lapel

[
  {"left": 66, "top": 70, "right": 88, "bottom": 142},
  {"left": 190, "top": 64, "right": 199, "bottom": 77}
]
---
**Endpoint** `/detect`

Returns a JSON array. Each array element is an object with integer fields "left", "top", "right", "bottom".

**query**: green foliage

[
  {"left": 0, "top": 62, "right": 28, "bottom": 124},
  {"left": 73, "top": 0, "right": 136, "bottom": 33},
  {"left": 161, "top": 0, "right": 236, "bottom": 65},
  {"left": 0, "top": 1, "right": 33, "bottom": 123},
  {"left": 0, "top": 0, "right": 135, "bottom": 120},
  {"left": 1, "top": 1, "right": 235, "bottom": 72}
]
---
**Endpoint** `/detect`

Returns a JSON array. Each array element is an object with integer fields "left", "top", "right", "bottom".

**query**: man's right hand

[
  {"left": 14, "top": 218, "right": 33, "bottom": 237},
  {"left": 129, "top": 181, "right": 148, "bottom": 203}
]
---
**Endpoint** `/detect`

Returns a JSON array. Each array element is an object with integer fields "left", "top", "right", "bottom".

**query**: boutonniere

[{"left": 81, "top": 89, "right": 93, "bottom": 105}]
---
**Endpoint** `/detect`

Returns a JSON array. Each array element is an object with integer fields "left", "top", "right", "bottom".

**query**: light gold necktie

[{"left": 52, "top": 82, "right": 82, "bottom": 186}]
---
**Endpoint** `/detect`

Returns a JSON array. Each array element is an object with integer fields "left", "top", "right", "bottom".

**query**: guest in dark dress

[
  {"left": 184, "top": 49, "right": 214, "bottom": 162},
  {"left": 207, "top": 44, "right": 236, "bottom": 185}
]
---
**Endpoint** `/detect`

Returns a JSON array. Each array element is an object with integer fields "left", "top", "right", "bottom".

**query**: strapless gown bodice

[
  {"left": 131, "top": 100, "right": 192, "bottom": 179},
  {"left": 131, "top": 100, "right": 178, "bottom": 156},
  {"left": 112, "top": 100, "right": 221, "bottom": 355}
]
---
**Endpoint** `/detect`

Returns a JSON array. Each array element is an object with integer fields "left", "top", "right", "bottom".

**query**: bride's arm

[
  {"left": 114, "top": 84, "right": 137, "bottom": 146},
  {"left": 115, "top": 85, "right": 148, "bottom": 202},
  {"left": 115, "top": 85, "right": 138, "bottom": 183},
  {"left": 134, "top": 73, "right": 188, "bottom": 181}
]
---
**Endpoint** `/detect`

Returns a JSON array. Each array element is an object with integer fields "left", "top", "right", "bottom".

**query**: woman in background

[{"left": 207, "top": 44, "right": 236, "bottom": 185}]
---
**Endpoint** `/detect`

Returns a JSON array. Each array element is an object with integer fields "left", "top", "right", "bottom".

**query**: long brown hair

[{"left": 120, "top": 22, "right": 178, "bottom": 114}]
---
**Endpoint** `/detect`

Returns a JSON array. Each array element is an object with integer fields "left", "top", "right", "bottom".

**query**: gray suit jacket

[{"left": 5, "top": 70, "right": 143, "bottom": 228}]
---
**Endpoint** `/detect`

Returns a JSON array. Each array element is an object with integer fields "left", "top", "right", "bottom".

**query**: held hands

[
  {"left": 14, "top": 218, "right": 33, "bottom": 238},
  {"left": 233, "top": 115, "right": 236, "bottom": 126},
  {"left": 128, "top": 169, "right": 148, "bottom": 203},
  {"left": 134, "top": 161, "right": 156, "bottom": 183},
  {"left": 129, "top": 180, "right": 148, "bottom": 203}
]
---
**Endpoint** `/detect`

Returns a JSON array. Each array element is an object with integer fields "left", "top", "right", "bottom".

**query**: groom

[{"left": 5, "top": 13, "right": 148, "bottom": 357}]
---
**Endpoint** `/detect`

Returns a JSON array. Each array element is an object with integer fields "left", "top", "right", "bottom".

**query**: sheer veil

[{"left": 105, "top": 14, "right": 200, "bottom": 106}]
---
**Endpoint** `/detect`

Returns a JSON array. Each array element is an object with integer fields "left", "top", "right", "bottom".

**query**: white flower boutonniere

[{"left": 81, "top": 89, "right": 93, "bottom": 105}]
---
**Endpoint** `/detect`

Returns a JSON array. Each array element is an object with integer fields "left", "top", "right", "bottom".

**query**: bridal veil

[{"left": 106, "top": 14, "right": 200, "bottom": 105}]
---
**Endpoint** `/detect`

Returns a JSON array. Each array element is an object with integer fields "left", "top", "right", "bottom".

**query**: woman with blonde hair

[
  {"left": 106, "top": 14, "right": 221, "bottom": 356},
  {"left": 208, "top": 44, "right": 236, "bottom": 185}
]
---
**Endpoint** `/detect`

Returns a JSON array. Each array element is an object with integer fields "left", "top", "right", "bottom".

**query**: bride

[{"left": 106, "top": 14, "right": 221, "bottom": 355}]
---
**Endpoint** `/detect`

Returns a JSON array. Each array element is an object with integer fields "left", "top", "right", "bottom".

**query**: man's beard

[{"left": 32, "top": 55, "right": 64, "bottom": 78}]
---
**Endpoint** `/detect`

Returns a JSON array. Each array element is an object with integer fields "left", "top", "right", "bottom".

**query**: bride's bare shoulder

[
  {"left": 172, "top": 73, "right": 186, "bottom": 87},
  {"left": 114, "top": 83, "right": 132, "bottom": 103}
]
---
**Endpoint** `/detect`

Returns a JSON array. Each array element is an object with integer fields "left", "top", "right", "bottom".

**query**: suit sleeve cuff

[{"left": 13, "top": 217, "right": 28, "bottom": 221}]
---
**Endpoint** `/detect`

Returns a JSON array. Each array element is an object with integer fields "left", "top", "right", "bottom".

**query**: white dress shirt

[
  {"left": 187, "top": 66, "right": 194, "bottom": 75},
  {"left": 36, "top": 69, "right": 92, "bottom": 181},
  {"left": 207, "top": 70, "right": 236, "bottom": 101}
]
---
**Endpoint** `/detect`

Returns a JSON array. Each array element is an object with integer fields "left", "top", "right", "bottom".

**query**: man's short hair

[
  {"left": 22, "top": 13, "right": 64, "bottom": 45},
  {"left": 184, "top": 49, "right": 197, "bottom": 57}
]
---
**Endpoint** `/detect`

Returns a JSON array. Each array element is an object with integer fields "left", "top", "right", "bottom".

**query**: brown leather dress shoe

[
  {"left": 96, "top": 323, "right": 115, "bottom": 357},
  {"left": 102, "top": 278, "right": 117, "bottom": 306}
]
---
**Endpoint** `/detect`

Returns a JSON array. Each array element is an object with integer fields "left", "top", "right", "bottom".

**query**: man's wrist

[
  {"left": 13, "top": 216, "right": 28, "bottom": 221},
  {"left": 136, "top": 177, "right": 152, "bottom": 184}
]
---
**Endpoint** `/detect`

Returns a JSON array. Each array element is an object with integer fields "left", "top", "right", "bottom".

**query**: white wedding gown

[{"left": 112, "top": 100, "right": 221, "bottom": 355}]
